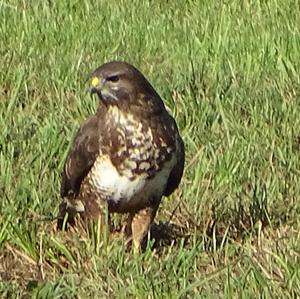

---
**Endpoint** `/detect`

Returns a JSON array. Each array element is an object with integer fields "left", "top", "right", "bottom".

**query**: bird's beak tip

[{"left": 90, "top": 87, "right": 98, "bottom": 96}]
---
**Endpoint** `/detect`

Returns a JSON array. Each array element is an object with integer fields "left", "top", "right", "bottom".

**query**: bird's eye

[{"left": 107, "top": 75, "right": 119, "bottom": 82}]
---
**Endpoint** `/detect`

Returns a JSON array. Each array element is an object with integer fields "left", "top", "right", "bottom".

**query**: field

[{"left": 1, "top": 0, "right": 300, "bottom": 298}]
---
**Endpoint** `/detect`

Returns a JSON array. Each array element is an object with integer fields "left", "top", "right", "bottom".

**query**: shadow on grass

[{"left": 149, "top": 221, "right": 190, "bottom": 251}]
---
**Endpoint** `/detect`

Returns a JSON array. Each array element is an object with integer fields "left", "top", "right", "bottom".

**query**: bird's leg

[
  {"left": 87, "top": 206, "right": 110, "bottom": 252},
  {"left": 129, "top": 205, "right": 158, "bottom": 252},
  {"left": 84, "top": 198, "right": 110, "bottom": 237}
]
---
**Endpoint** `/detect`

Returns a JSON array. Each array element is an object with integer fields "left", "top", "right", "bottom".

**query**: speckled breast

[{"left": 82, "top": 107, "right": 178, "bottom": 212}]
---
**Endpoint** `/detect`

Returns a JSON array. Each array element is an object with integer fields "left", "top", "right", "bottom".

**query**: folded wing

[
  {"left": 60, "top": 116, "right": 100, "bottom": 198},
  {"left": 164, "top": 135, "right": 185, "bottom": 197}
]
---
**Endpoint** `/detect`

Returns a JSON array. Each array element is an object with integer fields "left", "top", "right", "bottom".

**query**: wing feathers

[
  {"left": 164, "top": 136, "right": 185, "bottom": 197},
  {"left": 60, "top": 116, "right": 99, "bottom": 198}
]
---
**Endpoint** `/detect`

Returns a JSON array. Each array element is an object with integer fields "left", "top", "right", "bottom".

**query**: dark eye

[{"left": 107, "top": 75, "right": 119, "bottom": 82}]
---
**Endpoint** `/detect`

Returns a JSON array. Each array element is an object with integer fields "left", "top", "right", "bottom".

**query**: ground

[{"left": 1, "top": 0, "right": 300, "bottom": 298}]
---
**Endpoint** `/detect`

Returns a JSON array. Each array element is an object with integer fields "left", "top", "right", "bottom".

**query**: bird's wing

[
  {"left": 164, "top": 135, "right": 185, "bottom": 197},
  {"left": 60, "top": 116, "right": 99, "bottom": 198}
]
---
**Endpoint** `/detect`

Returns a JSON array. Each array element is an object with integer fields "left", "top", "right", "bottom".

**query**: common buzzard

[{"left": 58, "top": 61, "right": 185, "bottom": 250}]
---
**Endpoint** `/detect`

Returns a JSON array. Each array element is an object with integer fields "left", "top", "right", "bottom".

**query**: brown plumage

[{"left": 58, "top": 61, "right": 185, "bottom": 250}]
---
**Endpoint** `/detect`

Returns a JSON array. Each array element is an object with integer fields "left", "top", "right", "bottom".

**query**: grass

[{"left": 1, "top": 0, "right": 300, "bottom": 297}]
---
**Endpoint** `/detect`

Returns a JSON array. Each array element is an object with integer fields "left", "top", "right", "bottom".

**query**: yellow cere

[{"left": 91, "top": 77, "right": 100, "bottom": 87}]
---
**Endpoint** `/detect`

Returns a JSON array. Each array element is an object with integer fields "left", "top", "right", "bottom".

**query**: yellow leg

[{"left": 130, "top": 206, "right": 158, "bottom": 252}]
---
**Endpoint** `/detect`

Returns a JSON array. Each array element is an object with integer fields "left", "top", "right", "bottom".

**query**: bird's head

[{"left": 90, "top": 61, "right": 165, "bottom": 113}]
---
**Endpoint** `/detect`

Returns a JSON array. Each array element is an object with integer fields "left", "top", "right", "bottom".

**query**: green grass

[{"left": 1, "top": 0, "right": 300, "bottom": 297}]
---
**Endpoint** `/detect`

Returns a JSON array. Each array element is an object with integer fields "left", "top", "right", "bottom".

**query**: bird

[{"left": 58, "top": 61, "right": 185, "bottom": 251}]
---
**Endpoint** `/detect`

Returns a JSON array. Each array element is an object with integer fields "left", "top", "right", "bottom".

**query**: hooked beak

[
  {"left": 89, "top": 75, "right": 119, "bottom": 105},
  {"left": 89, "top": 76, "right": 102, "bottom": 96}
]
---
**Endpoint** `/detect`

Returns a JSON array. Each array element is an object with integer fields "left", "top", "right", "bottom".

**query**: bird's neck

[{"left": 96, "top": 103, "right": 167, "bottom": 130}]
